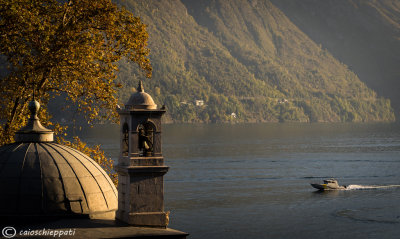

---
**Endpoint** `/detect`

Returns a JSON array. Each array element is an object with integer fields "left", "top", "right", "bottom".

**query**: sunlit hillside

[{"left": 114, "top": 0, "right": 395, "bottom": 123}]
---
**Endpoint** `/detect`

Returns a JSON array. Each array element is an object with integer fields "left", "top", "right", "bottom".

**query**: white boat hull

[{"left": 310, "top": 179, "right": 346, "bottom": 191}]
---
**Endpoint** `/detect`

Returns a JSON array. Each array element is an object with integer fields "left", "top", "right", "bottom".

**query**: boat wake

[{"left": 345, "top": 184, "right": 400, "bottom": 190}]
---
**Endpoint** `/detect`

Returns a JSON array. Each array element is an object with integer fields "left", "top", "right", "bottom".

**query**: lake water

[{"left": 82, "top": 123, "right": 400, "bottom": 239}]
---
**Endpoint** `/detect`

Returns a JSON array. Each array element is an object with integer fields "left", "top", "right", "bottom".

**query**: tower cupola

[{"left": 125, "top": 80, "right": 157, "bottom": 110}]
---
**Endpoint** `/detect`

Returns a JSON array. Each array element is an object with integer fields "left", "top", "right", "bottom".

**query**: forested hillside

[
  {"left": 114, "top": 0, "right": 395, "bottom": 123},
  {"left": 270, "top": 0, "right": 400, "bottom": 119}
]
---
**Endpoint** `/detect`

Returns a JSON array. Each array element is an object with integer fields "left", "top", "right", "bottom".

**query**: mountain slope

[
  {"left": 115, "top": 0, "right": 394, "bottom": 123},
  {"left": 270, "top": 0, "right": 400, "bottom": 118}
]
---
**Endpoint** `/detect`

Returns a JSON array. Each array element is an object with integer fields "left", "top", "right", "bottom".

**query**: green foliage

[{"left": 114, "top": 0, "right": 394, "bottom": 123}]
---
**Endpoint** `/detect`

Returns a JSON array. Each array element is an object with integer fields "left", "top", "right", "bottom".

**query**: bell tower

[{"left": 116, "top": 81, "right": 169, "bottom": 227}]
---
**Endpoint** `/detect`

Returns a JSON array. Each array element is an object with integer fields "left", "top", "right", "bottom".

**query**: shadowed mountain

[{"left": 270, "top": 0, "right": 400, "bottom": 118}]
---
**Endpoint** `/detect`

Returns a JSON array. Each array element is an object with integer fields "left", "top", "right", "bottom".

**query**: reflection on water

[{"left": 81, "top": 123, "right": 400, "bottom": 239}]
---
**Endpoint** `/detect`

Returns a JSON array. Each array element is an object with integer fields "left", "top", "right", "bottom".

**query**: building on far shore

[{"left": 195, "top": 100, "right": 204, "bottom": 106}]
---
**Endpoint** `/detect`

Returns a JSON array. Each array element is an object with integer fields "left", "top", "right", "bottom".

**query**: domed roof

[
  {"left": 126, "top": 81, "right": 157, "bottom": 109},
  {"left": 0, "top": 100, "right": 117, "bottom": 219}
]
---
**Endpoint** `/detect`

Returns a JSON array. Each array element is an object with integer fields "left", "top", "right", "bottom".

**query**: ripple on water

[{"left": 335, "top": 207, "right": 400, "bottom": 224}]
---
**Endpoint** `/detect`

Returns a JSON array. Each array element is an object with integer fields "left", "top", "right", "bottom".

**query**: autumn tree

[{"left": 0, "top": 0, "right": 152, "bottom": 184}]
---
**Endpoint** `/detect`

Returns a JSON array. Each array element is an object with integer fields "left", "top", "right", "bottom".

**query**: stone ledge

[
  {"left": 128, "top": 212, "right": 169, "bottom": 228},
  {"left": 116, "top": 166, "right": 169, "bottom": 174}
]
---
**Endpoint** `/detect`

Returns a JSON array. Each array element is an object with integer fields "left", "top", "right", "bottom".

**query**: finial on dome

[
  {"left": 137, "top": 80, "right": 145, "bottom": 92},
  {"left": 15, "top": 99, "right": 53, "bottom": 142},
  {"left": 28, "top": 100, "right": 40, "bottom": 120}
]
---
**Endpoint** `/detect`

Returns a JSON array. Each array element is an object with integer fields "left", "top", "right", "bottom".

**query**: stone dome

[
  {"left": 126, "top": 81, "right": 157, "bottom": 109},
  {"left": 0, "top": 100, "right": 117, "bottom": 220}
]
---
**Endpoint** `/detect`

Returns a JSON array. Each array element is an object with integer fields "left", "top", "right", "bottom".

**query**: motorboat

[{"left": 310, "top": 179, "right": 347, "bottom": 190}]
